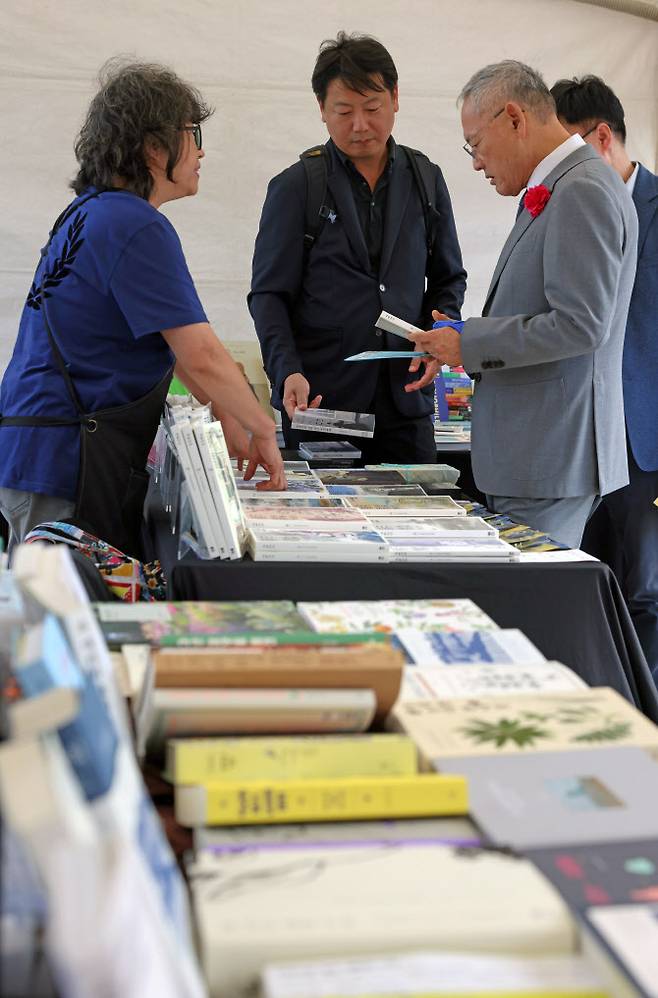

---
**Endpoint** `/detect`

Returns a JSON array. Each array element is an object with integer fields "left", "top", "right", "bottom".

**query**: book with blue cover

[{"left": 16, "top": 613, "right": 118, "bottom": 800}]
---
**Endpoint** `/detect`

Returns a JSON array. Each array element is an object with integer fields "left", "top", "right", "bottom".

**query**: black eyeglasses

[
  {"left": 463, "top": 107, "right": 505, "bottom": 158},
  {"left": 180, "top": 123, "right": 202, "bottom": 149},
  {"left": 580, "top": 124, "right": 599, "bottom": 140}
]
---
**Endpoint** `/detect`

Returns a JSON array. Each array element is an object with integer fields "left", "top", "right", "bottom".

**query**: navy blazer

[
  {"left": 625, "top": 163, "right": 658, "bottom": 472},
  {"left": 248, "top": 139, "right": 466, "bottom": 417}
]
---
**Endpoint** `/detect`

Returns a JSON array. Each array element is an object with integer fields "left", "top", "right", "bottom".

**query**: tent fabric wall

[{"left": 1, "top": 0, "right": 656, "bottom": 376}]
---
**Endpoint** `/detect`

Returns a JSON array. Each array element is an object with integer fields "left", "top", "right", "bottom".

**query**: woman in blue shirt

[{"left": 0, "top": 60, "right": 285, "bottom": 557}]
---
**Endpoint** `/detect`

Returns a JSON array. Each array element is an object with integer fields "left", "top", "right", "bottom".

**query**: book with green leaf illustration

[{"left": 389, "top": 688, "right": 658, "bottom": 766}]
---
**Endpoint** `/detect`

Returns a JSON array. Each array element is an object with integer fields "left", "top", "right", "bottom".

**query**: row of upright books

[
  {"left": 158, "top": 419, "right": 563, "bottom": 561},
  {"left": 94, "top": 595, "right": 658, "bottom": 996}
]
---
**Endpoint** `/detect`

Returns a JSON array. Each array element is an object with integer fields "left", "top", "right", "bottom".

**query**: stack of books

[{"left": 165, "top": 399, "right": 248, "bottom": 560}]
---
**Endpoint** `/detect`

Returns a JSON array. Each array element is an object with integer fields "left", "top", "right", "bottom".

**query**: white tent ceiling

[{"left": 1, "top": 0, "right": 656, "bottom": 375}]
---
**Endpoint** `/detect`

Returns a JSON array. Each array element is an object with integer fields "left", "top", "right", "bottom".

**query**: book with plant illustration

[{"left": 390, "top": 688, "right": 658, "bottom": 765}]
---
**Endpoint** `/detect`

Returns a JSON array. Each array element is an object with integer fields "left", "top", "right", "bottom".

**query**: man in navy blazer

[
  {"left": 552, "top": 75, "right": 658, "bottom": 680},
  {"left": 248, "top": 32, "right": 466, "bottom": 463}
]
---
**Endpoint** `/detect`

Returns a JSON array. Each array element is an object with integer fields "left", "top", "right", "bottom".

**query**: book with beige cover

[
  {"left": 390, "top": 688, "right": 658, "bottom": 767},
  {"left": 187, "top": 842, "right": 576, "bottom": 998}
]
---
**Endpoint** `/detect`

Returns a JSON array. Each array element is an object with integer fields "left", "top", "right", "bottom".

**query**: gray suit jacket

[{"left": 461, "top": 145, "right": 638, "bottom": 499}]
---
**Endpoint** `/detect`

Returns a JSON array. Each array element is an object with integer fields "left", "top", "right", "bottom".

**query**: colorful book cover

[
  {"left": 326, "top": 484, "right": 427, "bottom": 496},
  {"left": 315, "top": 469, "right": 406, "bottom": 486},
  {"left": 297, "top": 598, "right": 499, "bottom": 634},
  {"left": 96, "top": 600, "right": 307, "bottom": 647},
  {"left": 527, "top": 839, "right": 658, "bottom": 911},
  {"left": 345, "top": 495, "right": 464, "bottom": 514}
]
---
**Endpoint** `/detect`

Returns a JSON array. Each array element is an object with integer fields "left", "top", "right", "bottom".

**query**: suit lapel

[
  {"left": 326, "top": 160, "right": 371, "bottom": 274},
  {"left": 379, "top": 153, "right": 413, "bottom": 279},
  {"left": 483, "top": 145, "right": 599, "bottom": 314},
  {"left": 633, "top": 164, "right": 658, "bottom": 260}
]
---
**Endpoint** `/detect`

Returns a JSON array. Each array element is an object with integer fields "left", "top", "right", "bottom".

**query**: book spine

[
  {"left": 189, "top": 424, "right": 230, "bottom": 558},
  {"left": 201, "top": 423, "right": 245, "bottom": 558},
  {"left": 168, "top": 733, "right": 417, "bottom": 783},
  {"left": 171, "top": 423, "right": 221, "bottom": 558},
  {"left": 175, "top": 773, "right": 468, "bottom": 826}
]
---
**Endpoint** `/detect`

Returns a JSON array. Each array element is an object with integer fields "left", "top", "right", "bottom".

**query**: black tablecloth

[{"left": 145, "top": 500, "right": 658, "bottom": 722}]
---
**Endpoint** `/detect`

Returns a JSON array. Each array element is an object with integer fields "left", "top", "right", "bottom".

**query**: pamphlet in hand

[
  {"left": 375, "top": 310, "right": 424, "bottom": 339},
  {"left": 291, "top": 407, "right": 376, "bottom": 439},
  {"left": 345, "top": 350, "right": 431, "bottom": 361}
]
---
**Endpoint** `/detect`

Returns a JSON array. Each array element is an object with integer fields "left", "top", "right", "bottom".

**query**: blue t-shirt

[{"left": 0, "top": 189, "right": 207, "bottom": 499}]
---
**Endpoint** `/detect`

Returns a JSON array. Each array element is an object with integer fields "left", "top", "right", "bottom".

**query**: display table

[{"left": 145, "top": 499, "right": 658, "bottom": 722}]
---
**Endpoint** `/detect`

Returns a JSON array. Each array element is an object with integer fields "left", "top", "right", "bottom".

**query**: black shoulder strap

[
  {"left": 299, "top": 145, "right": 334, "bottom": 268},
  {"left": 400, "top": 145, "right": 440, "bottom": 258}
]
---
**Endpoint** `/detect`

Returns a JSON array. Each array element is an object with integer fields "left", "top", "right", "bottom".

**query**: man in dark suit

[
  {"left": 248, "top": 31, "right": 466, "bottom": 463},
  {"left": 552, "top": 75, "right": 658, "bottom": 681}
]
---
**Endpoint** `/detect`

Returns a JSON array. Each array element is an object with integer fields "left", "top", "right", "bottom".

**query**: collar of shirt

[
  {"left": 626, "top": 162, "right": 639, "bottom": 196},
  {"left": 330, "top": 136, "right": 397, "bottom": 180},
  {"left": 526, "top": 133, "right": 585, "bottom": 190}
]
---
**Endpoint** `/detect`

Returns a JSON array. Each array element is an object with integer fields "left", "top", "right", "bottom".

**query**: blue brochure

[{"left": 345, "top": 350, "right": 431, "bottom": 362}]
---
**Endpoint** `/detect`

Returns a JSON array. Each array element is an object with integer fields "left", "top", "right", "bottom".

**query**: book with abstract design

[
  {"left": 438, "top": 747, "right": 658, "bottom": 850},
  {"left": 188, "top": 842, "right": 576, "bottom": 998},
  {"left": 314, "top": 469, "right": 406, "bottom": 486},
  {"left": 325, "top": 484, "right": 427, "bottom": 496},
  {"left": 394, "top": 628, "right": 545, "bottom": 666},
  {"left": 298, "top": 598, "right": 499, "bottom": 634}
]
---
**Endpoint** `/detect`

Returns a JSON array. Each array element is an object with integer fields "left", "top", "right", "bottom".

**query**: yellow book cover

[
  {"left": 175, "top": 773, "right": 467, "bottom": 826},
  {"left": 166, "top": 733, "right": 417, "bottom": 784}
]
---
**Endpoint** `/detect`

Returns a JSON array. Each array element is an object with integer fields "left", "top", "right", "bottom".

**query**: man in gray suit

[{"left": 408, "top": 60, "right": 638, "bottom": 548}]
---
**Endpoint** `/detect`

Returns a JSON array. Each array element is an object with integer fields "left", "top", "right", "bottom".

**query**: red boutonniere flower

[{"left": 524, "top": 184, "right": 551, "bottom": 218}]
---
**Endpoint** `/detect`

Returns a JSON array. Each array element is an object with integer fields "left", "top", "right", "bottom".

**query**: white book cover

[
  {"left": 10, "top": 545, "right": 206, "bottom": 994},
  {"left": 262, "top": 951, "right": 605, "bottom": 998},
  {"left": 201, "top": 422, "right": 247, "bottom": 558},
  {"left": 399, "top": 662, "right": 587, "bottom": 703},
  {"left": 188, "top": 843, "right": 575, "bottom": 998},
  {"left": 297, "top": 599, "right": 499, "bottom": 635},
  {"left": 393, "top": 628, "right": 545, "bottom": 666},
  {"left": 171, "top": 422, "right": 222, "bottom": 557},
  {"left": 248, "top": 529, "right": 388, "bottom": 553},
  {"left": 345, "top": 496, "right": 464, "bottom": 515},
  {"left": 585, "top": 903, "right": 658, "bottom": 998},
  {"left": 190, "top": 422, "right": 233, "bottom": 558},
  {"left": 245, "top": 507, "right": 373, "bottom": 531},
  {"left": 369, "top": 516, "right": 497, "bottom": 537},
  {"left": 150, "top": 687, "right": 377, "bottom": 741}
]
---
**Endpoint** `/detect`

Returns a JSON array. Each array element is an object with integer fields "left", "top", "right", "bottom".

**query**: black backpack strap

[
  {"left": 299, "top": 145, "right": 334, "bottom": 268},
  {"left": 400, "top": 145, "right": 440, "bottom": 259}
]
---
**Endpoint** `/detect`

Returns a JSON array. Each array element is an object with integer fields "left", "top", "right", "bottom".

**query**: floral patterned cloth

[{"left": 24, "top": 521, "right": 166, "bottom": 602}]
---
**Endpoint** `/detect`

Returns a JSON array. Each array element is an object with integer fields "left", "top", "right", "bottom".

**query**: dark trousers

[
  {"left": 282, "top": 367, "right": 437, "bottom": 465},
  {"left": 582, "top": 449, "right": 658, "bottom": 683}
]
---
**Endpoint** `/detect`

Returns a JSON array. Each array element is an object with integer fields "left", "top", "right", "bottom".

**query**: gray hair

[
  {"left": 72, "top": 58, "right": 213, "bottom": 201},
  {"left": 459, "top": 60, "right": 555, "bottom": 121}
]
